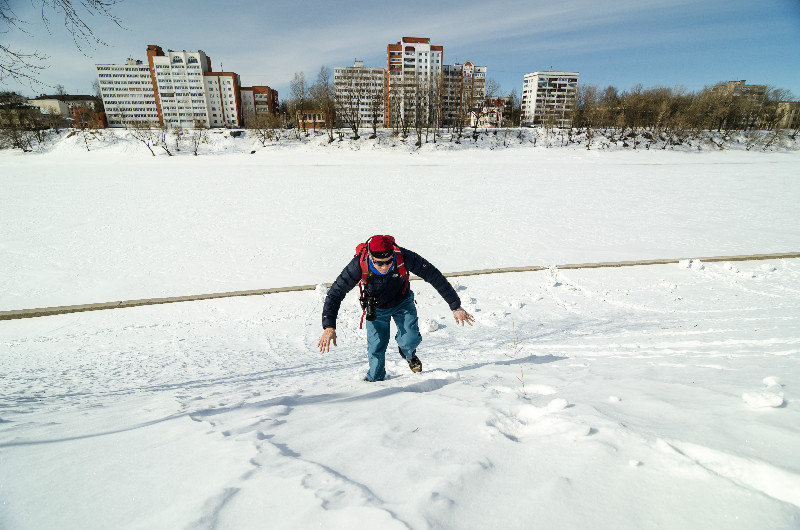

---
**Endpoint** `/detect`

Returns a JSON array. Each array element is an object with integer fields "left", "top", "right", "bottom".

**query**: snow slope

[
  {"left": 1, "top": 130, "right": 799, "bottom": 310},
  {"left": 2, "top": 259, "right": 799, "bottom": 529},
  {"left": 1, "top": 133, "right": 799, "bottom": 529}
]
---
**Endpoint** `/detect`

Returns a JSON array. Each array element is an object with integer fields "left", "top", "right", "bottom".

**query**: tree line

[
  {"left": 571, "top": 83, "right": 799, "bottom": 149},
  {"left": 275, "top": 67, "right": 505, "bottom": 146}
]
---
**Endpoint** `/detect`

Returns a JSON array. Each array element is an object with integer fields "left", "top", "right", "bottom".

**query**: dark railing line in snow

[{"left": 2, "top": 251, "right": 798, "bottom": 321}]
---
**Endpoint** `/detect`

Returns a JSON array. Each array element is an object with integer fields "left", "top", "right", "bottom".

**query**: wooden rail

[{"left": 2, "top": 252, "right": 798, "bottom": 321}]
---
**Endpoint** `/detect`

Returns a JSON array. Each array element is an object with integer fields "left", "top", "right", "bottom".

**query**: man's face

[{"left": 370, "top": 253, "right": 394, "bottom": 271}]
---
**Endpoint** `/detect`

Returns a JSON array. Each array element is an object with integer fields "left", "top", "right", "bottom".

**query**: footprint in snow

[
  {"left": 742, "top": 376, "right": 784, "bottom": 409},
  {"left": 679, "top": 259, "right": 704, "bottom": 271},
  {"left": 421, "top": 318, "right": 439, "bottom": 333},
  {"left": 488, "top": 398, "right": 591, "bottom": 442}
]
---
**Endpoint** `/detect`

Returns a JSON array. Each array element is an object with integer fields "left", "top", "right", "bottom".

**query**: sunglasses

[{"left": 372, "top": 258, "right": 394, "bottom": 267}]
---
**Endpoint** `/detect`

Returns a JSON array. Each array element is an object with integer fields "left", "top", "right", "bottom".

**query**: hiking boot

[{"left": 407, "top": 355, "right": 422, "bottom": 373}]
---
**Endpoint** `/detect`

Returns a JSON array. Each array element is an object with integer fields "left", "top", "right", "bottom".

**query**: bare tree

[
  {"left": 335, "top": 67, "right": 367, "bottom": 139},
  {"left": 1, "top": 0, "right": 123, "bottom": 84},
  {"left": 411, "top": 71, "right": 428, "bottom": 147},
  {"left": 289, "top": 72, "right": 308, "bottom": 138},
  {"left": 156, "top": 124, "right": 172, "bottom": 156},
  {"left": 387, "top": 79, "right": 406, "bottom": 137},
  {"left": 0, "top": 91, "right": 46, "bottom": 151},
  {"left": 187, "top": 120, "right": 208, "bottom": 155},
  {"left": 470, "top": 77, "right": 499, "bottom": 140},
  {"left": 574, "top": 84, "right": 599, "bottom": 149},
  {"left": 173, "top": 124, "right": 185, "bottom": 152},
  {"left": 428, "top": 73, "right": 445, "bottom": 143},
  {"left": 310, "top": 66, "right": 336, "bottom": 142},
  {"left": 368, "top": 72, "right": 387, "bottom": 139},
  {"left": 127, "top": 120, "right": 157, "bottom": 156},
  {"left": 247, "top": 111, "right": 281, "bottom": 147}
]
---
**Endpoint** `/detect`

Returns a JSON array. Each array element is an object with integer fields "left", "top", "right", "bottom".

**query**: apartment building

[
  {"left": 522, "top": 71, "right": 579, "bottom": 127},
  {"left": 710, "top": 80, "right": 767, "bottom": 101},
  {"left": 441, "top": 62, "right": 487, "bottom": 127},
  {"left": 27, "top": 94, "right": 101, "bottom": 116},
  {"left": 96, "top": 58, "right": 159, "bottom": 127},
  {"left": 241, "top": 86, "right": 278, "bottom": 126},
  {"left": 97, "top": 44, "right": 277, "bottom": 129},
  {"left": 333, "top": 61, "right": 387, "bottom": 128},
  {"left": 778, "top": 101, "right": 800, "bottom": 128},
  {"left": 385, "top": 37, "right": 444, "bottom": 126},
  {"left": 471, "top": 96, "right": 511, "bottom": 128}
]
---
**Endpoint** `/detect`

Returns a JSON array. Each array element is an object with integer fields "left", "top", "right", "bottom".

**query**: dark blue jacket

[{"left": 322, "top": 247, "right": 461, "bottom": 329}]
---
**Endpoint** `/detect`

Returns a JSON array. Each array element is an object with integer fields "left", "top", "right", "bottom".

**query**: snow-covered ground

[
  {"left": 1, "top": 129, "right": 799, "bottom": 310},
  {"left": 1, "top": 133, "right": 799, "bottom": 529}
]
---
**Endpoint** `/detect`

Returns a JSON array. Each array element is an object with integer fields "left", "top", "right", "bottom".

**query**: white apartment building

[
  {"left": 97, "top": 44, "right": 275, "bottom": 129},
  {"left": 149, "top": 47, "right": 212, "bottom": 128},
  {"left": 333, "top": 61, "right": 387, "bottom": 128},
  {"left": 386, "top": 37, "right": 444, "bottom": 126},
  {"left": 522, "top": 71, "right": 579, "bottom": 127},
  {"left": 148, "top": 45, "right": 243, "bottom": 128},
  {"left": 96, "top": 59, "right": 158, "bottom": 127}
]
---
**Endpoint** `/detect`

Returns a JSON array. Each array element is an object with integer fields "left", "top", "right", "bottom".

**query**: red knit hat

[{"left": 368, "top": 235, "right": 395, "bottom": 259}]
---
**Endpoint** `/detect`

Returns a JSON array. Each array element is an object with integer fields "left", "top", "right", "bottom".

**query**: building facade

[
  {"left": 296, "top": 109, "right": 329, "bottom": 130},
  {"left": 96, "top": 58, "right": 159, "bottom": 127},
  {"left": 27, "top": 94, "right": 100, "bottom": 117},
  {"left": 778, "top": 101, "right": 800, "bottom": 129},
  {"left": 333, "top": 61, "right": 387, "bottom": 129},
  {"left": 241, "top": 86, "right": 278, "bottom": 126},
  {"left": 383, "top": 37, "right": 487, "bottom": 128},
  {"left": 97, "top": 44, "right": 277, "bottom": 129},
  {"left": 522, "top": 71, "right": 579, "bottom": 127},
  {"left": 471, "top": 96, "right": 511, "bottom": 128},
  {"left": 442, "top": 62, "right": 487, "bottom": 127},
  {"left": 710, "top": 80, "right": 767, "bottom": 101},
  {"left": 385, "top": 37, "right": 444, "bottom": 126}
]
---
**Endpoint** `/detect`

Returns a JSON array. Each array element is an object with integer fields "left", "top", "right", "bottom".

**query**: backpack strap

[
  {"left": 356, "top": 240, "right": 371, "bottom": 287},
  {"left": 393, "top": 246, "right": 410, "bottom": 294},
  {"left": 354, "top": 237, "right": 410, "bottom": 327}
]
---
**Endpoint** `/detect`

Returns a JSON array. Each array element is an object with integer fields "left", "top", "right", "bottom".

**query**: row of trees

[
  {"left": 4, "top": 81, "right": 798, "bottom": 153},
  {"left": 572, "top": 84, "right": 798, "bottom": 138}
]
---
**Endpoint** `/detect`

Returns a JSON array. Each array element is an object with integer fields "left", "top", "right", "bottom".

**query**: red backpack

[{"left": 354, "top": 235, "right": 410, "bottom": 327}]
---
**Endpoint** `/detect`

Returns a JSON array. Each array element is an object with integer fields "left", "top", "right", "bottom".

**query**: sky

[{"left": 1, "top": 0, "right": 799, "bottom": 99}]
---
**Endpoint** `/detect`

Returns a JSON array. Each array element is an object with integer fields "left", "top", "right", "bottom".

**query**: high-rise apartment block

[
  {"left": 522, "top": 71, "right": 579, "bottom": 127},
  {"left": 95, "top": 58, "right": 158, "bottom": 126},
  {"left": 442, "top": 62, "right": 487, "bottom": 126},
  {"left": 382, "top": 37, "right": 486, "bottom": 127},
  {"left": 333, "top": 61, "right": 388, "bottom": 128},
  {"left": 97, "top": 44, "right": 277, "bottom": 128},
  {"left": 387, "top": 37, "right": 444, "bottom": 76},
  {"left": 385, "top": 37, "right": 444, "bottom": 127}
]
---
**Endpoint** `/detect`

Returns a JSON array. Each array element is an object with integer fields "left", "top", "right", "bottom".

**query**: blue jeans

[{"left": 365, "top": 292, "right": 422, "bottom": 381}]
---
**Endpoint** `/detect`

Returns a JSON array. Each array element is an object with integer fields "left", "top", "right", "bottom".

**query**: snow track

[{"left": 2, "top": 260, "right": 799, "bottom": 529}]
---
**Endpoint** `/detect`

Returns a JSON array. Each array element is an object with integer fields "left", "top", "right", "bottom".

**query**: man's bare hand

[
  {"left": 318, "top": 327, "right": 337, "bottom": 353},
  {"left": 453, "top": 307, "right": 475, "bottom": 326}
]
